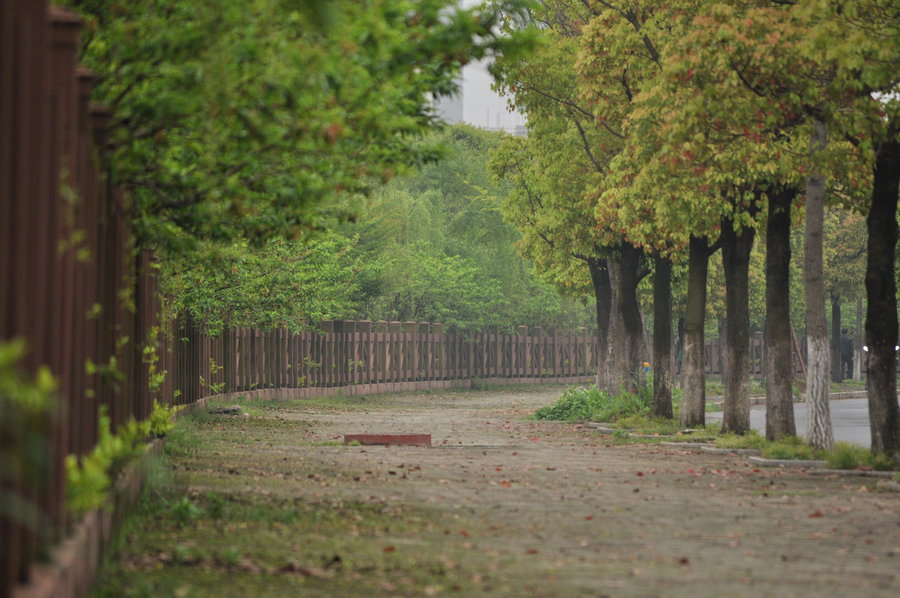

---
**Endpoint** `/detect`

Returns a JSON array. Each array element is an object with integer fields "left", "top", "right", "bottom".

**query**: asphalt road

[{"left": 709, "top": 398, "right": 876, "bottom": 447}]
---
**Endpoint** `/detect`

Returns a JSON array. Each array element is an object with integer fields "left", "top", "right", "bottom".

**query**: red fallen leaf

[
  {"left": 636, "top": 472, "right": 644, "bottom": 477},
  {"left": 529, "top": 437, "right": 541, "bottom": 442},
  {"left": 383, "top": 546, "right": 396, "bottom": 552},
  {"left": 678, "top": 557, "right": 690, "bottom": 565},
  {"left": 495, "top": 467, "right": 503, "bottom": 471},
  {"left": 512, "top": 452, "right": 518, "bottom": 456},
  {"left": 525, "top": 549, "right": 539, "bottom": 555},
  {"left": 500, "top": 481, "right": 512, "bottom": 488},
  {"left": 808, "top": 511, "right": 824, "bottom": 519},
  {"left": 585, "top": 515, "right": 594, "bottom": 520}
]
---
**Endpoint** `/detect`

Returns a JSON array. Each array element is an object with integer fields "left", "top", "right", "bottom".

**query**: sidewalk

[{"left": 94, "top": 387, "right": 900, "bottom": 597}]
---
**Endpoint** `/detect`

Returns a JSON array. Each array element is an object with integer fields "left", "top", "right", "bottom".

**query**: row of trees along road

[{"left": 490, "top": 1, "right": 899, "bottom": 457}]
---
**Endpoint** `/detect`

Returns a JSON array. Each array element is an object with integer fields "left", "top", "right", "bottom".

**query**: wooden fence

[
  {"left": 170, "top": 320, "right": 598, "bottom": 404},
  {"left": 1, "top": 4, "right": 175, "bottom": 596}
]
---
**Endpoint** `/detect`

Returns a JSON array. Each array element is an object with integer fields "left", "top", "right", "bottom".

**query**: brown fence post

[{"left": 356, "top": 321, "right": 371, "bottom": 385}]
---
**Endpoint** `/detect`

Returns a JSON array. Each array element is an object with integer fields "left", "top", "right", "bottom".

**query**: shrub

[
  {"left": 534, "top": 385, "right": 651, "bottom": 423},
  {"left": 826, "top": 442, "right": 896, "bottom": 471},
  {"left": 761, "top": 436, "right": 824, "bottom": 461}
]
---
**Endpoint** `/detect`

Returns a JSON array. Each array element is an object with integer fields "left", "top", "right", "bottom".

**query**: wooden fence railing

[
  {"left": 2, "top": 4, "right": 174, "bottom": 596},
  {"left": 171, "top": 320, "right": 599, "bottom": 404}
]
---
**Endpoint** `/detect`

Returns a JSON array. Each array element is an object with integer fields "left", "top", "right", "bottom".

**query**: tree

[
  {"left": 490, "top": 4, "right": 627, "bottom": 390},
  {"left": 824, "top": 210, "right": 866, "bottom": 383},
  {"left": 650, "top": 0, "right": 899, "bottom": 452},
  {"left": 352, "top": 125, "right": 591, "bottom": 331},
  {"left": 75, "top": 0, "right": 533, "bottom": 254}
]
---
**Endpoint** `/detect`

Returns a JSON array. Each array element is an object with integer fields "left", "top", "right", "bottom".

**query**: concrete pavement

[{"left": 708, "top": 397, "right": 878, "bottom": 447}]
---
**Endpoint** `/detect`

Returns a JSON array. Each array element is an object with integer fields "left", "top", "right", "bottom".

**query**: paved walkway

[
  {"left": 98, "top": 387, "right": 900, "bottom": 597},
  {"left": 708, "top": 398, "right": 878, "bottom": 447}
]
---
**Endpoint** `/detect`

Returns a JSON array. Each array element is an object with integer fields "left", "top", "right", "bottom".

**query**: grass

[
  {"left": 713, "top": 433, "right": 899, "bottom": 468},
  {"left": 715, "top": 431, "right": 769, "bottom": 450},
  {"left": 760, "top": 436, "right": 825, "bottom": 461},
  {"left": 93, "top": 398, "right": 508, "bottom": 598},
  {"left": 826, "top": 442, "right": 896, "bottom": 470}
]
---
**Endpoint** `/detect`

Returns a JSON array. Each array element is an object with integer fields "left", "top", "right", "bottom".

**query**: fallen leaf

[
  {"left": 383, "top": 546, "right": 396, "bottom": 553},
  {"left": 808, "top": 511, "right": 824, "bottom": 519}
]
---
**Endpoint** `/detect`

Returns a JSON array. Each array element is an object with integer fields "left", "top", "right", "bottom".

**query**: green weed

[
  {"left": 534, "top": 385, "right": 652, "bottom": 423},
  {"left": 826, "top": 442, "right": 896, "bottom": 470},
  {"left": 715, "top": 430, "right": 768, "bottom": 450},
  {"left": 760, "top": 436, "right": 824, "bottom": 460}
]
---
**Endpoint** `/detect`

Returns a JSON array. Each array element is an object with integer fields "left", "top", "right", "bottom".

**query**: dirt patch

[{"left": 95, "top": 386, "right": 900, "bottom": 597}]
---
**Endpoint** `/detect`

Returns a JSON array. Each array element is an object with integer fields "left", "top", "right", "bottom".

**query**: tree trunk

[
  {"left": 765, "top": 186, "right": 796, "bottom": 441},
  {"left": 588, "top": 257, "right": 612, "bottom": 390},
  {"left": 652, "top": 255, "right": 673, "bottom": 418},
  {"left": 606, "top": 265, "right": 624, "bottom": 395},
  {"left": 606, "top": 244, "right": 644, "bottom": 393},
  {"left": 681, "top": 235, "right": 712, "bottom": 428},
  {"left": 804, "top": 118, "right": 834, "bottom": 451},
  {"left": 830, "top": 295, "right": 843, "bottom": 382},
  {"left": 853, "top": 296, "right": 862, "bottom": 381},
  {"left": 717, "top": 318, "right": 727, "bottom": 383},
  {"left": 721, "top": 216, "right": 756, "bottom": 434},
  {"left": 865, "top": 134, "right": 900, "bottom": 457}
]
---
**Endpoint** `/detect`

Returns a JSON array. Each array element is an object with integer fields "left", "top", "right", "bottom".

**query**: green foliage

[
  {"left": 169, "top": 497, "right": 203, "bottom": 528},
  {"left": 714, "top": 431, "right": 768, "bottom": 450},
  {"left": 761, "top": 436, "right": 825, "bottom": 461},
  {"left": 66, "top": 404, "right": 173, "bottom": 516},
  {"left": 65, "top": 453, "right": 109, "bottom": 516},
  {"left": 158, "top": 122, "right": 589, "bottom": 333},
  {"left": 142, "top": 326, "right": 167, "bottom": 394},
  {"left": 149, "top": 400, "right": 180, "bottom": 439},
  {"left": 614, "top": 414, "right": 683, "bottom": 436},
  {"left": 0, "top": 341, "right": 57, "bottom": 534},
  {"left": 163, "top": 235, "right": 365, "bottom": 334},
  {"left": 74, "top": 0, "right": 534, "bottom": 254},
  {"left": 826, "top": 442, "right": 896, "bottom": 471},
  {"left": 534, "top": 385, "right": 651, "bottom": 423}
]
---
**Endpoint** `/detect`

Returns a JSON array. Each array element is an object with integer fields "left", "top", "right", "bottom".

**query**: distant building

[{"left": 435, "top": 87, "right": 464, "bottom": 125}]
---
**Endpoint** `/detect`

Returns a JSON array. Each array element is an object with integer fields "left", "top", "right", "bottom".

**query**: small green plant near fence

[
  {"left": 0, "top": 340, "right": 56, "bottom": 544},
  {"left": 199, "top": 357, "right": 225, "bottom": 394},
  {"left": 66, "top": 401, "right": 180, "bottom": 515}
]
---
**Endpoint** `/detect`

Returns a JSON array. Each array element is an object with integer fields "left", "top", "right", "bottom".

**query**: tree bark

[
  {"left": 853, "top": 296, "right": 862, "bottom": 381},
  {"left": 587, "top": 257, "right": 611, "bottom": 390},
  {"left": 764, "top": 186, "right": 796, "bottom": 441},
  {"left": 606, "top": 244, "right": 644, "bottom": 394},
  {"left": 721, "top": 216, "right": 756, "bottom": 434},
  {"left": 830, "top": 295, "right": 843, "bottom": 382},
  {"left": 804, "top": 118, "right": 834, "bottom": 451},
  {"left": 681, "top": 235, "right": 713, "bottom": 428},
  {"left": 652, "top": 255, "right": 673, "bottom": 418},
  {"left": 865, "top": 134, "right": 900, "bottom": 457}
]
